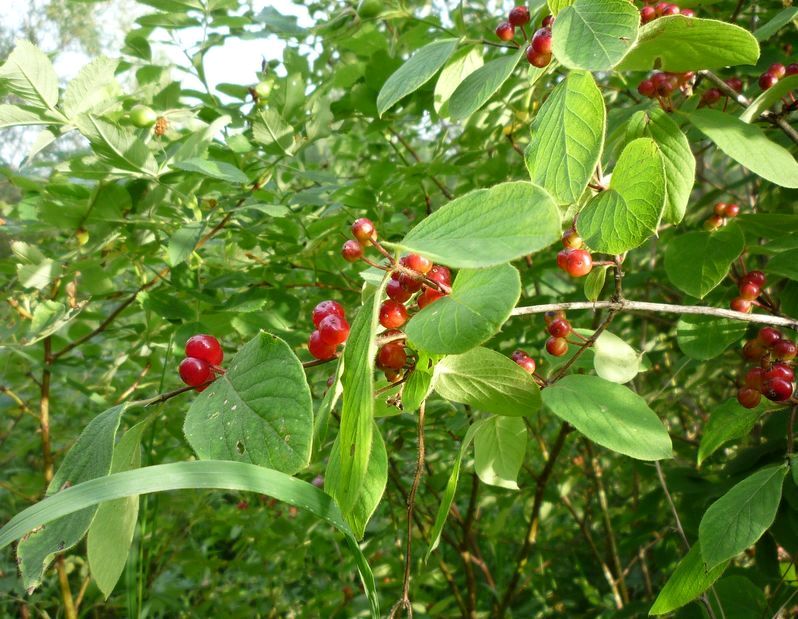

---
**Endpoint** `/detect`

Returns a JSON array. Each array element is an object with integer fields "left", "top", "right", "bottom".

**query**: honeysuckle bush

[{"left": 1, "top": 0, "right": 798, "bottom": 617}]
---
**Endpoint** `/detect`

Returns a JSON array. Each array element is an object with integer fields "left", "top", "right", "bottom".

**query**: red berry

[
  {"left": 655, "top": 2, "right": 671, "bottom": 17},
  {"left": 511, "top": 349, "right": 528, "bottom": 362},
  {"left": 544, "top": 310, "right": 566, "bottom": 325},
  {"left": 765, "top": 363, "right": 795, "bottom": 383},
  {"left": 743, "top": 339, "right": 766, "bottom": 360},
  {"left": 546, "top": 337, "right": 569, "bottom": 357},
  {"left": 515, "top": 355, "right": 537, "bottom": 374},
  {"left": 681, "top": 8, "right": 695, "bottom": 17},
  {"left": 562, "top": 227, "right": 583, "bottom": 249},
  {"left": 724, "top": 203, "right": 740, "bottom": 218},
  {"left": 758, "top": 327, "right": 782, "bottom": 347},
  {"left": 744, "top": 367, "right": 765, "bottom": 390},
  {"left": 398, "top": 272, "right": 424, "bottom": 293},
  {"left": 318, "top": 314, "right": 350, "bottom": 346},
  {"left": 308, "top": 331, "right": 337, "bottom": 360},
  {"left": 179, "top": 357, "right": 212, "bottom": 388},
  {"left": 342, "top": 239, "right": 363, "bottom": 262},
  {"left": 401, "top": 253, "right": 433, "bottom": 275},
  {"left": 379, "top": 300, "right": 408, "bottom": 329},
  {"left": 638, "top": 79, "right": 656, "bottom": 98},
  {"left": 185, "top": 334, "right": 223, "bottom": 366},
  {"left": 730, "top": 297, "right": 753, "bottom": 313},
  {"left": 565, "top": 249, "right": 593, "bottom": 277},
  {"left": 541, "top": 15, "right": 555, "bottom": 28},
  {"left": 769, "top": 63, "right": 786, "bottom": 79},
  {"left": 762, "top": 377, "right": 794, "bottom": 402},
  {"left": 386, "top": 278, "right": 412, "bottom": 303},
  {"left": 704, "top": 214, "right": 724, "bottom": 231},
  {"left": 526, "top": 47, "right": 552, "bottom": 68},
  {"left": 640, "top": 6, "right": 656, "bottom": 23},
  {"left": 427, "top": 264, "right": 452, "bottom": 287},
  {"left": 774, "top": 339, "right": 798, "bottom": 361},
  {"left": 739, "top": 282, "right": 761, "bottom": 301},
  {"left": 531, "top": 28, "right": 552, "bottom": 54},
  {"left": 352, "top": 218, "right": 376, "bottom": 243},
  {"left": 701, "top": 88, "right": 722, "bottom": 105},
  {"left": 653, "top": 72, "right": 678, "bottom": 96},
  {"left": 759, "top": 73, "right": 778, "bottom": 90},
  {"left": 508, "top": 6, "right": 531, "bottom": 27},
  {"left": 737, "top": 387, "right": 762, "bottom": 409},
  {"left": 743, "top": 271, "right": 766, "bottom": 288},
  {"left": 786, "top": 63, "right": 798, "bottom": 76},
  {"left": 417, "top": 287, "right": 445, "bottom": 309},
  {"left": 312, "top": 300, "right": 345, "bottom": 328},
  {"left": 496, "top": 22, "right": 515, "bottom": 42},
  {"left": 725, "top": 77, "right": 744, "bottom": 92},
  {"left": 662, "top": 4, "right": 680, "bottom": 15},
  {"left": 548, "top": 318, "right": 572, "bottom": 338},
  {"left": 377, "top": 342, "right": 407, "bottom": 370},
  {"left": 714, "top": 202, "right": 728, "bottom": 216},
  {"left": 556, "top": 249, "right": 571, "bottom": 271}
]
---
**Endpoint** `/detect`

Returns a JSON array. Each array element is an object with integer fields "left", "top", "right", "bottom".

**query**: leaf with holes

[{"left": 183, "top": 332, "right": 313, "bottom": 475}]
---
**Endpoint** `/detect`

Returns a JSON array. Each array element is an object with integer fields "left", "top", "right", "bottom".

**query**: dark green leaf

[
  {"left": 697, "top": 398, "right": 763, "bottom": 467},
  {"left": 676, "top": 315, "right": 748, "bottom": 360},
  {"left": 649, "top": 543, "right": 728, "bottom": 615}
]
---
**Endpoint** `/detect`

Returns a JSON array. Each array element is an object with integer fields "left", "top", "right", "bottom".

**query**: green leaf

[
  {"left": 27, "top": 300, "right": 87, "bottom": 345},
  {"left": 401, "top": 365, "right": 434, "bottom": 414},
  {"left": 252, "top": 107, "right": 294, "bottom": 153},
  {"left": 171, "top": 115, "right": 232, "bottom": 163},
  {"left": 75, "top": 116, "right": 158, "bottom": 176},
  {"left": 325, "top": 422, "right": 387, "bottom": 539},
  {"left": 551, "top": 0, "right": 639, "bottom": 71},
  {"left": 525, "top": 71, "right": 605, "bottom": 205},
  {"left": 584, "top": 266, "right": 607, "bottom": 302},
  {"left": 740, "top": 75, "right": 798, "bottom": 123},
  {"left": 183, "top": 332, "right": 313, "bottom": 475},
  {"left": 18, "top": 405, "right": 127, "bottom": 590},
  {"left": 333, "top": 281, "right": 387, "bottom": 514},
  {"left": 591, "top": 330, "right": 643, "bottom": 384},
  {"left": 0, "top": 104, "right": 51, "bottom": 129},
  {"left": 676, "top": 315, "right": 747, "bottom": 361},
  {"left": 434, "top": 46, "right": 483, "bottom": 116},
  {"left": 0, "top": 461, "right": 379, "bottom": 619},
  {"left": 63, "top": 56, "right": 120, "bottom": 118},
  {"left": 397, "top": 181, "right": 560, "bottom": 269},
  {"left": 577, "top": 138, "right": 666, "bottom": 254},
  {"left": 548, "top": 0, "right": 573, "bottom": 14},
  {"left": 618, "top": 16, "right": 760, "bottom": 72},
  {"left": 663, "top": 224, "right": 745, "bottom": 298},
  {"left": 377, "top": 38, "right": 459, "bottom": 116},
  {"left": 766, "top": 248, "right": 798, "bottom": 281},
  {"left": 710, "top": 576, "right": 767, "bottom": 619},
  {"left": 87, "top": 417, "right": 152, "bottom": 598},
  {"left": 542, "top": 375, "right": 672, "bottom": 461},
  {"left": 0, "top": 40, "right": 59, "bottom": 110},
  {"left": 425, "top": 420, "right": 486, "bottom": 560},
  {"left": 649, "top": 543, "right": 729, "bottom": 615},
  {"left": 697, "top": 398, "right": 763, "bottom": 468},
  {"left": 405, "top": 265, "right": 521, "bottom": 355},
  {"left": 172, "top": 158, "right": 249, "bottom": 184},
  {"left": 449, "top": 48, "right": 524, "bottom": 120},
  {"left": 473, "top": 416, "right": 527, "bottom": 490},
  {"left": 699, "top": 465, "right": 788, "bottom": 570},
  {"left": 167, "top": 223, "right": 204, "bottom": 266},
  {"left": 627, "top": 108, "right": 695, "bottom": 224},
  {"left": 754, "top": 7, "right": 798, "bottom": 42},
  {"left": 433, "top": 347, "right": 541, "bottom": 416},
  {"left": 685, "top": 109, "right": 798, "bottom": 189},
  {"left": 12, "top": 240, "right": 61, "bottom": 290}
]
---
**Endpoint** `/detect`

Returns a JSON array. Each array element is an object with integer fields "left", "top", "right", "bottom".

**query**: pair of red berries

[
  {"left": 308, "top": 300, "right": 351, "bottom": 360},
  {"left": 556, "top": 228, "right": 593, "bottom": 278},
  {"left": 704, "top": 201, "right": 741, "bottom": 231},
  {"left": 495, "top": 5, "right": 531, "bottom": 41},
  {"left": 640, "top": 2, "right": 694, "bottom": 24},
  {"left": 759, "top": 61, "right": 798, "bottom": 91},
  {"left": 544, "top": 311, "right": 572, "bottom": 357},
  {"left": 701, "top": 78, "right": 744, "bottom": 107},
  {"left": 342, "top": 218, "right": 377, "bottom": 262},
  {"left": 637, "top": 71, "right": 694, "bottom": 99},
  {"left": 377, "top": 331, "right": 408, "bottom": 381},
  {"left": 737, "top": 328, "right": 797, "bottom": 408},
  {"left": 730, "top": 270, "right": 766, "bottom": 314},
  {"left": 178, "top": 334, "right": 224, "bottom": 391}
]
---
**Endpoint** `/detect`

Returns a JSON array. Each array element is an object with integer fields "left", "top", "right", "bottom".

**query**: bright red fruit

[
  {"left": 662, "top": 4, "right": 679, "bottom": 15},
  {"left": 308, "top": 331, "right": 337, "bottom": 360},
  {"left": 548, "top": 318, "right": 572, "bottom": 338},
  {"left": 511, "top": 349, "right": 528, "bottom": 362},
  {"left": 545, "top": 310, "right": 566, "bottom": 325},
  {"left": 342, "top": 240, "right": 363, "bottom": 262},
  {"left": 185, "top": 334, "right": 223, "bottom": 366},
  {"left": 496, "top": 22, "right": 515, "bottom": 41},
  {"left": 743, "top": 339, "right": 766, "bottom": 360},
  {"left": 757, "top": 327, "right": 782, "bottom": 347},
  {"left": 379, "top": 300, "right": 408, "bottom": 329},
  {"left": 701, "top": 88, "right": 722, "bottom": 105},
  {"left": 730, "top": 297, "right": 753, "bottom": 313},
  {"left": 744, "top": 367, "right": 765, "bottom": 390},
  {"left": 312, "top": 300, "right": 345, "bottom": 327},
  {"left": 377, "top": 342, "right": 407, "bottom": 370},
  {"left": 526, "top": 47, "right": 551, "bottom": 68},
  {"left": 386, "top": 278, "right": 412, "bottom": 303},
  {"left": 638, "top": 79, "right": 655, "bottom": 97},
  {"left": 352, "top": 218, "right": 376, "bottom": 243},
  {"left": 765, "top": 363, "right": 795, "bottom": 383},
  {"left": 774, "top": 339, "right": 797, "bottom": 361},
  {"left": 401, "top": 253, "right": 433, "bottom": 275},
  {"left": 398, "top": 272, "right": 424, "bottom": 293},
  {"left": 546, "top": 337, "right": 569, "bottom": 357},
  {"left": 427, "top": 265, "right": 452, "bottom": 287},
  {"left": 737, "top": 387, "right": 761, "bottom": 409},
  {"left": 179, "top": 357, "right": 212, "bottom": 389},
  {"left": 565, "top": 249, "right": 593, "bottom": 277},
  {"left": 640, "top": 6, "right": 656, "bottom": 23},
  {"left": 515, "top": 355, "right": 537, "bottom": 374},
  {"left": 743, "top": 271, "right": 766, "bottom": 287},
  {"left": 681, "top": 8, "right": 695, "bottom": 17},
  {"left": 318, "top": 314, "right": 350, "bottom": 346},
  {"left": 531, "top": 28, "right": 552, "bottom": 54},
  {"left": 762, "top": 377, "right": 794, "bottom": 402},
  {"left": 556, "top": 249, "right": 570, "bottom": 271},
  {"left": 725, "top": 77, "right": 743, "bottom": 92},
  {"left": 786, "top": 63, "right": 798, "bottom": 76},
  {"left": 541, "top": 15, "right": 555, "bottom": 28},
  {"left": 417, "top": 287, "right": 445, "bottom": 309},
  {"left": 739, "top": 282, "right": 760, "bottom": 301},
  {"left": 724, "top": 203, "right": 740, "bottom": 218},
  {"left": 508, "top": 6, "right": 531, "bottom": 27},
  {"left": 713, "top": 202, "right": 727, "bottom": 216},
  {"left": 769, "top": 63, "right": 786, "bottom": 78},
  {"left": 759, "top": 73, "right": 778, "bottom": 90}
]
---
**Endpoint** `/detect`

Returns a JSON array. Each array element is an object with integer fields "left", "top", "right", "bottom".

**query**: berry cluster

[
  {"left": 704, "top": 201, "right": 740, "bottom": 231},
  {"left": 308, "top": 300, "right": 351, "bottom": 360},
  {"left": 178, "top": 334, "right": 224, "bottom": 391},
  {"left": 638, "top": 71, "right": 695, "bottom": 107},
  {"left": 737, "top": 327, "right": 797, "bottom": 408},
  {"left": 495, "top": 7, "right": 555, "bottom": 69},
  {"left": 758, "top": 61, "right": 798, "bottom": 91},
  {"left": 730, "top": 270, "right": 766, "bottom": 314},
  {"left": 544, "top": 311, "right": 574, "bottom": 357},
  {"left": 556, "top": 228, "right": 593, "bottom": 278},
  {"left": 640, "top": 2, "right": 695, "bottom": 24}
]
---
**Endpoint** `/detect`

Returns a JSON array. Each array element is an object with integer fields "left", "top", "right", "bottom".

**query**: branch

[
  {"left": 511, "top": 300, "right": 798, "bottom": 330},
  {"left": 387, "top": 127, "right": 454, "bottom": 200}
]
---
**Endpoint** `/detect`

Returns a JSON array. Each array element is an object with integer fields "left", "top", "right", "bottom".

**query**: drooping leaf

[
  {"left": 663, "top": 224, "right": 745, "bottom": 298},
  {"left": 449, "top": 48, "right": 525, "bottom": 120},
  {"left": 473, "top": 416, "right": 527, "bottom": 490},
  {"left": 591, "top": 330, "right": 643, "bottom": 384},
  {"left": 649, "top": 542, "right": 729, "bottom": 615},
  {"left": 577, "top": 138, "right": 666, "bottom": 254},
  {"left": 584, "top": 266, "right": 608, "bottom": 302},
  {"left": 397, "top": 181, "right": 560, "bottom": 269},
  {"left": 434, "top": 46, "right": 483, "bottom": 116},
  {"left": 697, "top": 398, "right": 764, "bottom": 467},
  {"left": 618, "top": 16, "right": 760, "bottom": 72},
  {"left": 377, "top": 38, "right": 459, "bottom": 116},
  {"left": 699, "top": 464, "right": 788, "bottom": 570},
  {"left": 676, "top": 315, "right": 748, "bottom": 361},
  {"left": 405, "top": 265, "right": 521, "bottom": 355},
  {"left": 685, "top": 109, "right": 798, "bottom": 189},
  {"left": 0, "top": 40, "right": 60, "bottom": 111},
  {"left": 183, "top": 332, "right": 313, "bottom": 475},
  {"left": 551, "top": 0, "right": 640, "bottom": 71},
  {"left": 525, "top": 71, "right": 605, "bottom": 205},
  {"left": 542, "top": 375, "right": 672, "bottom": 461},
  {"left": 433, "top": 347, "right": 541, "bottom": 416}
]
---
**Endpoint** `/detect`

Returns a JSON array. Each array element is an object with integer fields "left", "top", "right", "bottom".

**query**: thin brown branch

[{"left": 387, "top": 128, "right": 454, "bottom": 200}]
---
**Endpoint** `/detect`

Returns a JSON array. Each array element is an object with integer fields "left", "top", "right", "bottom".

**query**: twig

[{"left": 387, "top": 128, "right": 454, "bottom": 200}]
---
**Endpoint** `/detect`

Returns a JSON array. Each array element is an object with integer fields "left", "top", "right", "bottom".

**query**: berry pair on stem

[
  {"left": 758, "top": 61, "right": 798, "bottom": 91},
  {"left": 640, "top": 2, "right": 694, "bottom": 24},
  {"left": 737, "top": 327, "right": 797, "bottom": 408},
  {"left": 179, "top": 334, "right": 224, "bottom": 391},
  {"left": 545, "top": 311, "right": 573, "bottom": 357},
  {"left": 309, "top": 300, "right": 351, "bottom": 360},
  {"left": 730, "top": 270, "right": 766, "bottom": 314},
  {"left": 556, "top": 228, "right": 593, "bottom": 277},
  {"left": 701, "top": 78, "right": 744, "bottom": 107}
]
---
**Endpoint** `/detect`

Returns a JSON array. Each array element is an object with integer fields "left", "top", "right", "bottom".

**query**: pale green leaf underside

[
  {"left": 473, "top": 416, "right": 526, "bottom": 490},
  {"left": 434, "top": 46, "right": 483, "bottom": 116},
  {"left": 0, "top": 40, "right": 60, "bottom": 110},
  {"left": 449, "top": 47, "right": 524, "bottom": 120}
]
